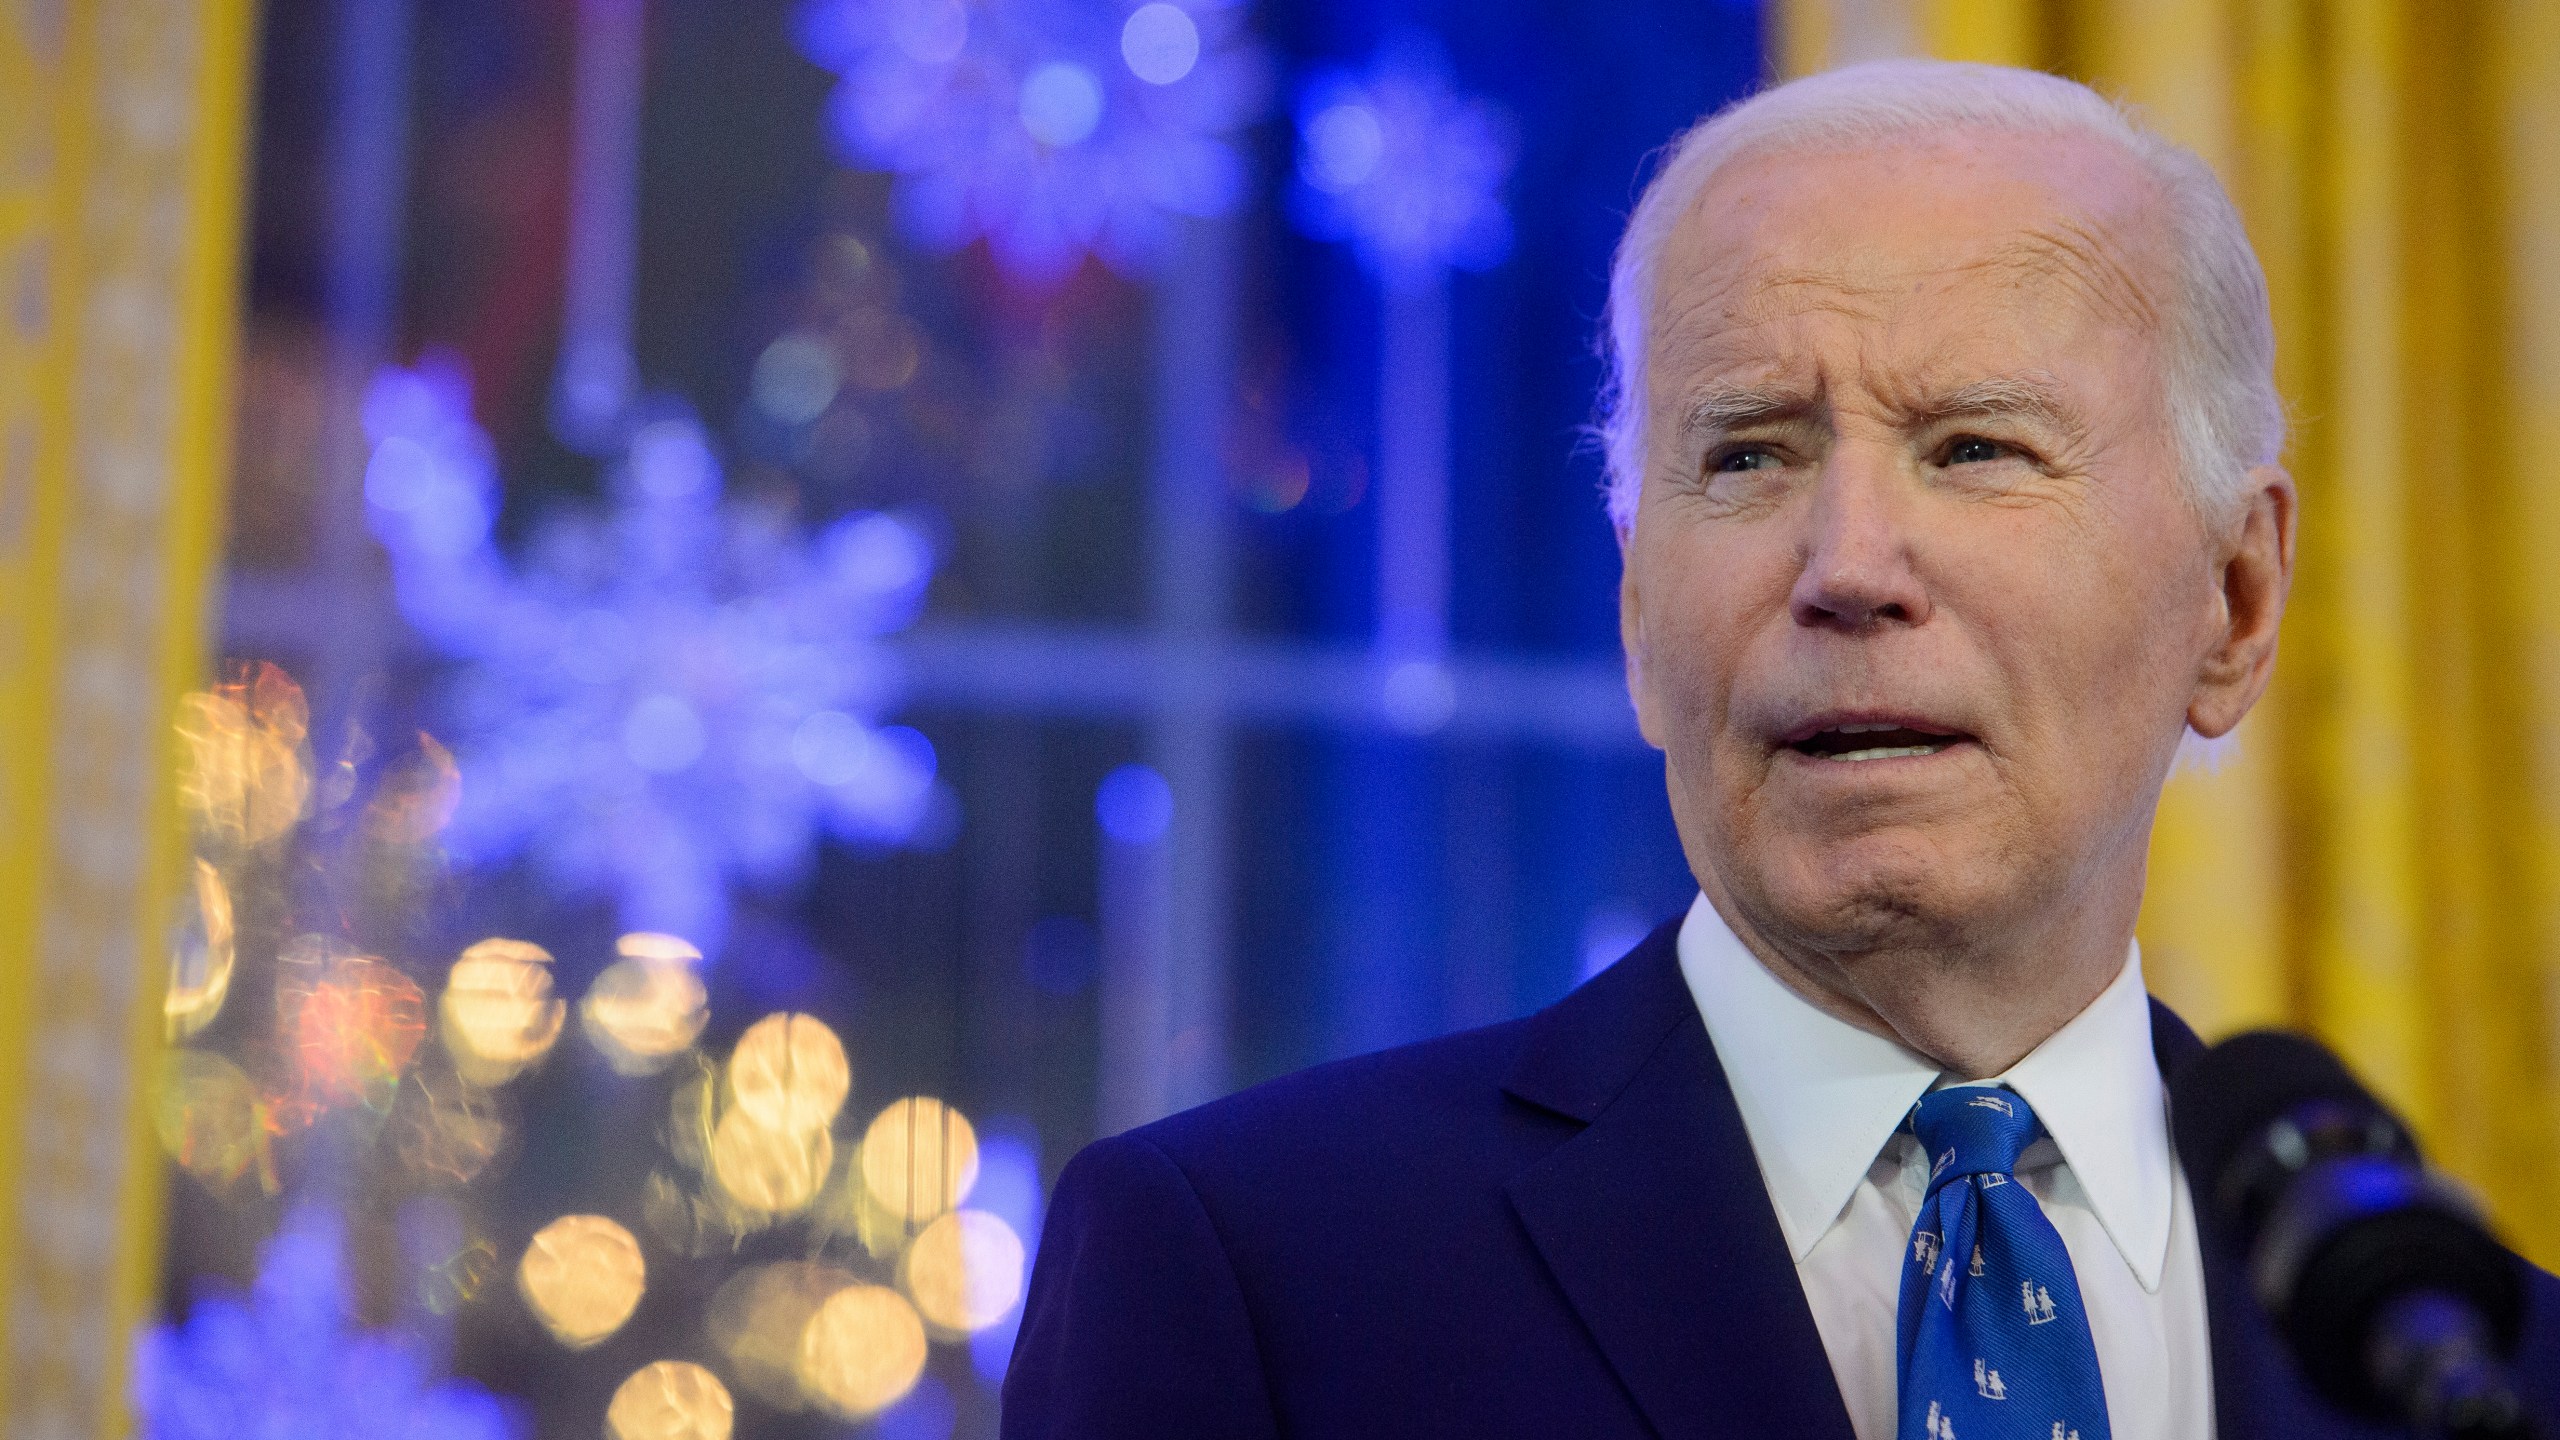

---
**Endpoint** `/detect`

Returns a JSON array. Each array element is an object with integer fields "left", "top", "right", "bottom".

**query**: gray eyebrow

[
  {"left": 1673, "top": 373, "right": 2092, "bottom": 445},
  {"left": 1901, "top": 375, "right": 2086, "bottom": 439},
  {"left": 1676, "top": 383, "right": 1817, "bottom": 439}
]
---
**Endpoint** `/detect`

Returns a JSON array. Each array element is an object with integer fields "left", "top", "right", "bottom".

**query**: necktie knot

[{"left": 1911, "top": 1086, "right": 2041, "bottom": 1197}]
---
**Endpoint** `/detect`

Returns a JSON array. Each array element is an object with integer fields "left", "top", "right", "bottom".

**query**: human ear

[
  {"left": 2186, "top": 466, "right": 2295, "bottom": 739},
  {"left": 1619, "top": 533, "right": 1671, "bottom": 751}
]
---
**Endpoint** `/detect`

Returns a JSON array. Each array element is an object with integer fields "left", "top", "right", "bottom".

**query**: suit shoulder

[{"left": 1127, "top": 1013, "right": 1547, "bottom": 1174}]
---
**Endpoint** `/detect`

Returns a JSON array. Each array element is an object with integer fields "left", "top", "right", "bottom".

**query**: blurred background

[{"left": 6, "top": 0, "right": 2560, "bottom": 1435}]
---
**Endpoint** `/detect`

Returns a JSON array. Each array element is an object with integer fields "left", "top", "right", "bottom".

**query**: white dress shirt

[{"left": 1675, "top": 894, "right": 2216, "bottom": 1440}]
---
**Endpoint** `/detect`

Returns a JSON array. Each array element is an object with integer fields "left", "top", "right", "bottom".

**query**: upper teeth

[
  {"left": 1830, "top": 745, "right": 1938, "bottom": 762},
  {"left": 1834, "top": 723, "right": 1903, "bottom": 734}
]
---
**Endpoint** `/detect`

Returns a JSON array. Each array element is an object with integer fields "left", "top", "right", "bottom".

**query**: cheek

[
  {"left": 1959, "top": 508, "right": 2203, "bottom": 752},
  {"left": 1636, "top": 530, "right": 1791, "bottom": 710}
]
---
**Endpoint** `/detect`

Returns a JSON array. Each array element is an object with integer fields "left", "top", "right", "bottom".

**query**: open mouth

[{"left": 1785, "top": 722, "right": 1968, "bottom": 763}]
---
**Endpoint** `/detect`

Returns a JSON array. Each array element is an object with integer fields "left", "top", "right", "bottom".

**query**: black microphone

[{"left": 2170, "top": 1030, "right": 2544, "bottom": 1440}]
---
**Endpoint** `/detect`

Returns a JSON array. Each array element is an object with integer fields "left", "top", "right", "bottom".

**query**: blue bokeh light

[
  {"left": 362, "top": 360, "right": 943, "bottom": 952},
  {"left": 134, "top": 1205, "right": 524, "bottom": 1440},
  {"left": 1095, "top": 763, "right": 1174, "bottom": 844},
  {"left": 795, "top": 0, "right": 1269, "bottom": 282},
  {"left": 1120, "top": 3, "right": 1200, "bottom": 85},
  {"left": 969, "top": 1120, "right": 1046, "bottom": 1385},
  {"left": 1292, "top": 34, "right": 1518, "bottom": 277}
]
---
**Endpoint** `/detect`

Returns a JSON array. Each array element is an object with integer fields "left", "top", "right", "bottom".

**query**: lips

[{"left": 1779, "top": 714, "right": 1973, "bottom": 763}]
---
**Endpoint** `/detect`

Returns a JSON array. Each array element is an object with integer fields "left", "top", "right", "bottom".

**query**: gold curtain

[
  {"left": 0, "top": 0, "right": 256, "bottom": 1432},
  {"left": 1778, "top": 0, "right": 2560, "bottom": 1269}
]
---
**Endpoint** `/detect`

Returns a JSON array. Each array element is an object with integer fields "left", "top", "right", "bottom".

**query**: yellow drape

[
  {"left": 1778, "top": 0, "right": 2560, "bottom": 1269},
  {"left": 0, "top": 0, "right": 256, "bottom": 1431}
]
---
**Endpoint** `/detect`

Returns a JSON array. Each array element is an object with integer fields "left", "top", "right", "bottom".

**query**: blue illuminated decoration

[
  {"left": 794, "top": 0, "right": 1267, "bottom": 282},
  {"left": 1292, "top": 34, "right": 1517, "bottom": 279},
  {"left": 364, "top": 354, "right": 942, "bottom": 951},
  {"left": 1094, "top": 762, "right": 1173, "bottom": 843},
  {"left": 133, "top": 1204, "right": 524, "bottom": 1440}
]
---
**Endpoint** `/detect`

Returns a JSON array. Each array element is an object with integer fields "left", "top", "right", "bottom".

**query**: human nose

[{"left": 1787, "top": 446, "right": 1932, "bottom": 631}]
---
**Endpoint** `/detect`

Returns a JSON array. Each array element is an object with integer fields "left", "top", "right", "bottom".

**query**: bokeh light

[
  {"left": 705, "top": 1261, "right": 855, "bottom": 1409},
  {"left": 364, "top": 732, "right": 462, "bottom": 844},
  {"left": 419, "top": 1236, "right": 499, "bottom": 1315},
  {"left": 518, "top": 1213, "right": 647, "bottom": 1349},
  {"left": 751, "top": 333, "right": 841, "bottom": 425},
  {"left": 155, "top": 1049, "right": 273, "bottom": 1195},
  {"left": 581, "top": 933, "right": 710, "bottom": 1075},
  {"left": 859, "top": 1096, "right": 979, "bottom": 1223},
  {"left": 274, "top": 937, "right": 428, "bottom": 1120},
  {"left": 387, "top": 1066, "right": 510, "bottom": 1184},
  {"left": 1121, "top": 2, "right": 1201, "bottom": 85},
  {"left": 901, "top": 1207, "right": 1027, "bottom": 1336},
  {"left": 164, "top": 858, "right": 236, "bottom": 1039},
  {"left": 795, "top": 1283, "right": 927, "bottom": 1420},
  {"left": 1094, "top": 763, "right": 1173, "bottom": 844},
  {"left": 439, "top": 937, "right": 568, "bottom": 1085},
  {"left": 1018, "top": 61, "right": 1105, "bottom": 148},
  {"left": 726, "top": 1012, "right": 849, "bottom": 1138},
  {"left": 708, "top": 1106, "right": 834, "bottom": 1216},
  {"left": 174, "top": 661, "right": 311, "bottom": 848},
  {"left": 641, "top": 1168, "right": 749, "bottom": 1259},
  {"left": 605, "top": 1360, "right": 733, "bottom": 1440}
]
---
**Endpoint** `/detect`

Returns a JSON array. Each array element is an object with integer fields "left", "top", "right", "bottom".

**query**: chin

[{"left": 1748, "top": 827, "right": 2012, "bottom": 953}]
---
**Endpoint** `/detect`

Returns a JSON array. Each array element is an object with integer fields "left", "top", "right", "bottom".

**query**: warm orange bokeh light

[
  {"left": 365, "top": 731, "right": 461, "bottom": 844},
  {"left": 902, "top": 1207, "right": 1028, "bottom": 1336},
  {"left": 581, "top": 934, "right": 709, "bottom": 1075},
  {"left": 155, "top": 1049, "right": 274, "bottom": 1195},
  {"left": 727, "top": 1012, "right": 850, "bottom": 1138},
  {"left": 388, "top": 1066, "right": 509, "bottom": 1184},
  {"left": 518, "top": 1213, "right": 647, "bottom": 1349},
  {"left": 796, "top": 1283, "right": 927, "bottom": 1419},
  {"left": 705, "top": 1261, "right": 856, "bottom": 1409},
  {"left": 165, "top": 858, "right": 236, "bottom": 1039},
  {"left": 604, "top": 1360, "right": 733, "bottom": 1440},
  {"left": 440, "top": 937, "right": 567, "bottom": 1085},
  {"left": 708, "top": 1107, "right": 833, "bottom": 1216},
  {"left": 274, "top": 937, "right": 428, "bottom": 1121},
  {"left": 859, "top": 1096, "right": 979, "bottom": 1223},
  {"left": 175, "top": 661, "right": 311, "bottom": 848}
]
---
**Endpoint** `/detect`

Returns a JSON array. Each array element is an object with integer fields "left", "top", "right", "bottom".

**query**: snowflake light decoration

[
  {"left": 1292, "top": 34, "right": 1518, "bottom": 280},
  {"left": 134, "top": 1203, "right": 523, "bottom": 1440},
  {"left": 364, "top": 353, "right": 941, "bottom": 952},
  {"left": 795, "top": 0, "right": 1268, "bottom": 283}
]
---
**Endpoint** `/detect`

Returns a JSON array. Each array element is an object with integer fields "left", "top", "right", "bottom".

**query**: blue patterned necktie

[{"left": 1896, "top": 1087, "right": 2111, "bottom": 1440}]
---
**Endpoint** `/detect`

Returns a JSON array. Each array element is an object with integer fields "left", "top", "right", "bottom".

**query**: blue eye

[
  {"left": 1945, "top": 437, "right": 2006, "bottom": 465},
  {"left": 1715, "top": 448, "right": 1784, "bottom": 473}
]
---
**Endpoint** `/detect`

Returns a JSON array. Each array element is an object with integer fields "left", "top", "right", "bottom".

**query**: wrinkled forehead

[{"left": 1647, "top": 129, "right": 2174, "bottom": 380}]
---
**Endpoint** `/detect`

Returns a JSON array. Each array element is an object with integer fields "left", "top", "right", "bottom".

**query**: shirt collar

[{"left": 1675, "top": 892, "right": 2176, "bottom": 1291}]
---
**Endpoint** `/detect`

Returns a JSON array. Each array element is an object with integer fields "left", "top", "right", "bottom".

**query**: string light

[
  {"left": 902, "top": 1207, "right": 1027, "bottom": 1335},
  {"left": 725, "top": 1012, "right": 850, "bottom": 1137},
  {"left": 518, "top": 1214, "right": 648, "bottom": 1349},
  {"left": 581, "top": 933, "right": 711, "bottom": 1075},
  {"left": 859, "top": 1096, "right": 979, "bottom": 1223},
  {"left": 796, "top": 1283, "right": 928, "bottom": 1419},
  {"left": 605, "top": 1361, "right": 733, "bottom": 1440},
  {"left": 440, "top": 938, "right": 568, "bottom": 1085}
]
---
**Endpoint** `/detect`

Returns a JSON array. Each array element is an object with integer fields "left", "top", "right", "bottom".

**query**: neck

[{"left": 1698, "top": 864, "right": 2142, "bottom": 1079}]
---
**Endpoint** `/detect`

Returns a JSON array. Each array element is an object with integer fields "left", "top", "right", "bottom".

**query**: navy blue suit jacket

[{"left": 1003, "top": 920, "right": 2560, "bottom": 1437}]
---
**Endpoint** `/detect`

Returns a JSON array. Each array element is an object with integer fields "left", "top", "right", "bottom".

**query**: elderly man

[{"left": 1002, "top": 60, "right": 2560, "bottom": 1439}]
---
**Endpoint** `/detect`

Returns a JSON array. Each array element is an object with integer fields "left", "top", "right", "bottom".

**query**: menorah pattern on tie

[{"left": 1896, "top": 1087, "right": 2109, "bottom": 1440}]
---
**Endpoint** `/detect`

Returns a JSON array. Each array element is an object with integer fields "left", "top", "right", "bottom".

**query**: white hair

[{"left": 1597, "top": 59, "right": 2283, "bottom": 533}]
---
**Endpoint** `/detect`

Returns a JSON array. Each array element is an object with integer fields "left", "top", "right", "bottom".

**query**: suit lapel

[
  {"left": 1501, "top": 940, "right": 2374, "bottom": 1440},
  {"left": 1503, "top": 926, "right": 1858, "bottom": 1440}
]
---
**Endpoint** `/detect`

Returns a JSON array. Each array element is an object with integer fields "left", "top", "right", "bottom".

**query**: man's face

[{"left": 1623, "top": 129, "right": 2234, "bottom": 961}]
